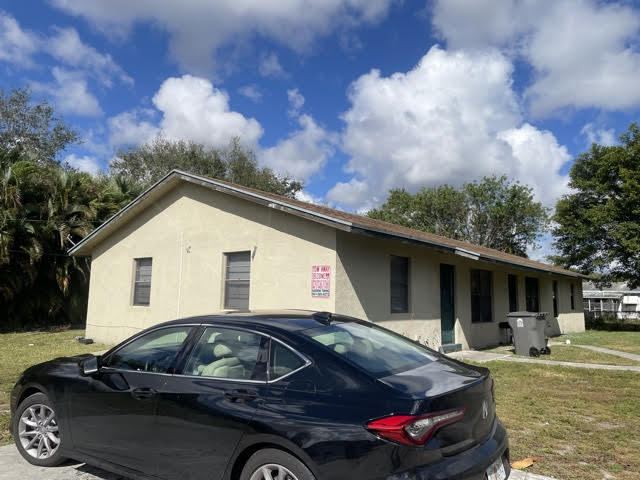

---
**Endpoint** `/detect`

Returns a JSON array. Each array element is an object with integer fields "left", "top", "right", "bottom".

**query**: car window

[
  {"left": 105, "top": 326, "right": 192, "bottom": 373},
  {"left": 306, "top": 322, "right": 437, "bottom": 378},
  {"left": 184, "top": 327, "right": 267, "bottom": 381},
  {"left": 269, "top": 340, "right": 306, "bottom": 380}
]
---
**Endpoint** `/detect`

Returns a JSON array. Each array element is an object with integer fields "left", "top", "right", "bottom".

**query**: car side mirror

[{"left": 81, "top": 355, "right": 101, "bottom": 376}]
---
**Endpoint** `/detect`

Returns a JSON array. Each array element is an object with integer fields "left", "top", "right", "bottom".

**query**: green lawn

[
  {"left": 485, "top": 344, "right": 640, "bottom": 366},
  {"left": 487, "top": 361, "right": 640, "bottom": 480},
  {"left": 559, "top": 331, "right": 640, "bottom": 355},
  {"left": 0, "top": 329, "right": 111, "bottom": 446}
]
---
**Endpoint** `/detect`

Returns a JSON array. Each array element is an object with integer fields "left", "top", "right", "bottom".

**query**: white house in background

[{"left": 582, "top": 281, "right": 640, "bottom": 319}]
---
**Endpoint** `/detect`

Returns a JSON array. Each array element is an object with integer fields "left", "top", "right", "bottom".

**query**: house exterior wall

[
  {"left": 86, "top": 182, "right": 337, "bottom": 344},
  {"left": 83, "top": 181, "right": 585, "bottom": 348},
  {"left": 335, "top": 231, "right": 585, "bottom": 350}
]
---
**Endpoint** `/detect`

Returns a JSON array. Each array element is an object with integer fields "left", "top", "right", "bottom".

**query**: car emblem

[{"left": 482, "top": 400, "right": 489, "bottom": 420}]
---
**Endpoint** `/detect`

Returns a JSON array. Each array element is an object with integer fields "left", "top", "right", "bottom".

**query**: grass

[
  {"left": 0, "top": 329, "right": 111, "bottom": 446},
  {"left": 485, "top": 344, "right": 640, "bottom": 366},
  {"left": 559, "top": 331, "right": 640, "bottom": 355},
  {"left": 485, "top": 360, "right": 640, "bottom": 480}
]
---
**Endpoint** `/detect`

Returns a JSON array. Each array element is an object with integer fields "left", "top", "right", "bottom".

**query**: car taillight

[{"left": 366, "top": 408, "right": 466, "bottom": 446}]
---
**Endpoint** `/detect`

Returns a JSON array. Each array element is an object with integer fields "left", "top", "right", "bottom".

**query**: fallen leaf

[{"left": 511, "top": 457, "right": 544, "bottom": 469}]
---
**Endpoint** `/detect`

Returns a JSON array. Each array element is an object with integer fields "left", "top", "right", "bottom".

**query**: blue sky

[{"left": 2, "top": 0, "right": 640, "bottom": 225}]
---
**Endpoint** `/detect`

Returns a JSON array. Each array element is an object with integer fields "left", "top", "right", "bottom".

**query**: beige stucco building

[{"left": 70, "top": 170, "right": 585, "bottom": 349}]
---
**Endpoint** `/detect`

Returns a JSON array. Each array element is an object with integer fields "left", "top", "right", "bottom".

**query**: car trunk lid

[{"left": 377, "top": 356, "right": 495, "bottom": 453}]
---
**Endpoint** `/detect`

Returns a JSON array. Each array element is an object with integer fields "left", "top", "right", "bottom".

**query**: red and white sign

[{"left": 311, "top": 265, "right": 331, "bottom": 298}]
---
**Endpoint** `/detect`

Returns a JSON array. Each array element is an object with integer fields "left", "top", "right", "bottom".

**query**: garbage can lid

[{"left": 506, "top": 311, "right": 547, "bottom": 319}]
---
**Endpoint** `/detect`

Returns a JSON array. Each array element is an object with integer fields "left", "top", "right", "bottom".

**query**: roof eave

[
  {"left": 349, "top": 225, "right": 584, "bottom": 279},
  {"left": 69, "top": 169, "right": 585, "bottom": 279}
]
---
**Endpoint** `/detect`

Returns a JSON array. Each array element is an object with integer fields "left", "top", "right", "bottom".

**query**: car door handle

[
  {"left": 225, "top": 389, "right": 258, "bottom": 402},
  {"left": 131, "top": 387, "right": 156, "bottom": 400}
]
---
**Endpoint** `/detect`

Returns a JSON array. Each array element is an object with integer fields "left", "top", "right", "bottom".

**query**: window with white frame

[
  {"left": 133, "top": 258, "right": 152, "bottom": 306},
  {"left": 224, "top": 251, "right": 251, "bottom": 310}
]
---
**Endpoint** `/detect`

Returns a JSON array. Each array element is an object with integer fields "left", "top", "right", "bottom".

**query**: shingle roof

[{"left": 69, "top": 170, "right": 584, "bottom": 278}]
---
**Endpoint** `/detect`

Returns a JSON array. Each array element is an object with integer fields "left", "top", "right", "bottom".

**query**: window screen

[
  {"left": 390, "top": 256, "right": 409, "bottom": 313},
  {"left": 224, "top": 251, "right": 251, "bottom": 309},
  {"left": 525, "top": 277, "right": 540, "bottom": 312},
  {"left": 471, "top": 269, "right": 492, "bottom": 323},
  {"left": 133, "top": 258, "right": 152, "bottom": 306}
]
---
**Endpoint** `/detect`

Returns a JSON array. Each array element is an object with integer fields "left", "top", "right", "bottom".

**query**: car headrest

[
  {"left": 334, "top": 343, "right": 348, "bottom": 354},
  {"left": 213, "top": 343, "right": 232, "bottom": 358}
]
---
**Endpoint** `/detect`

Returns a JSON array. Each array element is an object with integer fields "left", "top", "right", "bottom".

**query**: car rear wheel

[
  {"left": 241, "top": 448, "right": 315, "bottom": 480},
  {"left": 13, "top": 392, "right": 66, "bottom": 467}
]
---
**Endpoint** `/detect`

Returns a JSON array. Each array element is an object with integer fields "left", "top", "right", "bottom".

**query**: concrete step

[{"left": 439, "top": 343, "right": 462, "bottom": 354}]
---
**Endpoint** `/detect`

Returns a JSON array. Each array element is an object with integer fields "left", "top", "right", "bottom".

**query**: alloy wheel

[
  {"left": 249, "top": 463, "right": 300, "bottom": 480},
  {"left": 18, "top": 404, "right": 60, "bottom": 459}
]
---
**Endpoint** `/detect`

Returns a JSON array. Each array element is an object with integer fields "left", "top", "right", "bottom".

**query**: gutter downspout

[{"left": 177, "top": 231, "right": 184, "bottom": 318}]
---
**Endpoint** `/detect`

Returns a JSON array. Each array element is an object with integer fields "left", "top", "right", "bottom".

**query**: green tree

[
  {"left": 111, "top": 137, "right": 303, "bottom": 197},
  {"left": 0, "top": 86, "right": 144, "bottom": 328},
  {"left": 0, "top": 160, "right": 97, "bottom": 328},
  {"left": 553, "top": 123, "right": 640, "bottom": 287},
  {"left": 0, "top": 88, "right": 78, "bottom": 164},
  {"left": 369, "top": 175, "right": 549, "bottom": 257}
]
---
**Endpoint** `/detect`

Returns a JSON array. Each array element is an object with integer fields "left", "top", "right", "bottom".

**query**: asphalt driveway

[{"left": 0, "top": 444, "right": 557, "bottom": 480}]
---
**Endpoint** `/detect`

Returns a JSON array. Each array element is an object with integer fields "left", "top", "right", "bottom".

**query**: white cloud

[
  {"left": 110, "top": 77, "right": 333, "bottom": 181},
  {"left": 294, "top": 189, "right": 324, "bottom": 205},
  {"left": 432, "top": 0, "right": 640, "bottom": 116},
  {"left": 108, "top": 109, "right": 159, "bottom": 146},
  {"left": 260, "top": 114, "right": 336, "bottom": 181},
  {"left": 0, "top": 12, "right": 130, "bottom": 86},
  {"left": 259, "top": 52, "right": 286, "bottom": 78},
  {"left": 64, "top": 153, "right": 103, "bottom": 175},
  {"left": 109, "top": 75, "right": 263, "bottom": 148},
  {"left": 31, "top": 68, "right": 103, "bottom": 116},
  {"left": 237, "top": 84, "right": 262, "bottom": 102},
  {"left": 581, "top": 123, "right": 616, "bottom": 147},
  {"left": 329, "top": 46, "right": 570, "bottom": 210},
  {"left": 0, "top": 13, "right": 131, "bottom": 118},
  {"left": 152, "top": 75, "right": 263, "bottom": 147},
  {"left": 46, "top": 27, "right": 133, "bottom": 86},
  {"left": 0, "top": 12, "right": 38, "bottom": 65},
  {"left": 287, "top": 88, "right": 305, "bottom": 117},
  {"left": 327, "top": 178, "right": 370, "bottom": 212},
  {"left": 51, "top": 0, "right": 394, "bottom": 72},
  {"left": 497, "top": 124, "right": 571, "bottom": 202}
]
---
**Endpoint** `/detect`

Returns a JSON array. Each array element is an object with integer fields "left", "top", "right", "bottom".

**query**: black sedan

[{"left": 11, "top": 311, "right": 510, "bottom": 480}]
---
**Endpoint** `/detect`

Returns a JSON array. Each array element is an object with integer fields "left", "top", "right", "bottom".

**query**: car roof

[{"left": 156, "top": 309, "right": 356, "bottom": 333}]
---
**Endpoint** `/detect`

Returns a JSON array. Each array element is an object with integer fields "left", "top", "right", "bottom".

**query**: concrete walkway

[
  {"left": 448, "top": 349, "right": 640, "bottom": 372},
  {"left": 550, "top": 342, "right": 640, "bottom": 362},
  {"left": 510, "top": 470, "right": 559, "bottom": 480},
  {"left": 0, "top": 444, "right": 557, "bottom": 480}
]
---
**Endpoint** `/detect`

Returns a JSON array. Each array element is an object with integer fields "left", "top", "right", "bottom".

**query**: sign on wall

[{"left": 311, "top": 265, "right": 331, "bottom": 298}]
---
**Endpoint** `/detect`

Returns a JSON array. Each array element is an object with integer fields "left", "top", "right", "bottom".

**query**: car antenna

[{"left": 312, "top": 311, "right": 333, "bottom": 325}]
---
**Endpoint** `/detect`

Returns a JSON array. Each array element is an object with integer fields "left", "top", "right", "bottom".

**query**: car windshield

[{"left": 305, "top": 321, "right": 437, "bottom": 377}]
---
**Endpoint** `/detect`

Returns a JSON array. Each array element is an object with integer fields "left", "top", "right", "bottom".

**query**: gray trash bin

[{"left": 506, "top": 311, "right": 550, "bottom": 357}]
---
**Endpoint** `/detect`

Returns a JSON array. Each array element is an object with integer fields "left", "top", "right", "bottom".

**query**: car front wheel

[
  {"left": 241, "top": 448, "right": 315, "bottom": 480},
  {"left": 13, "top": 392, "right": 66, "bottom": 467}
]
